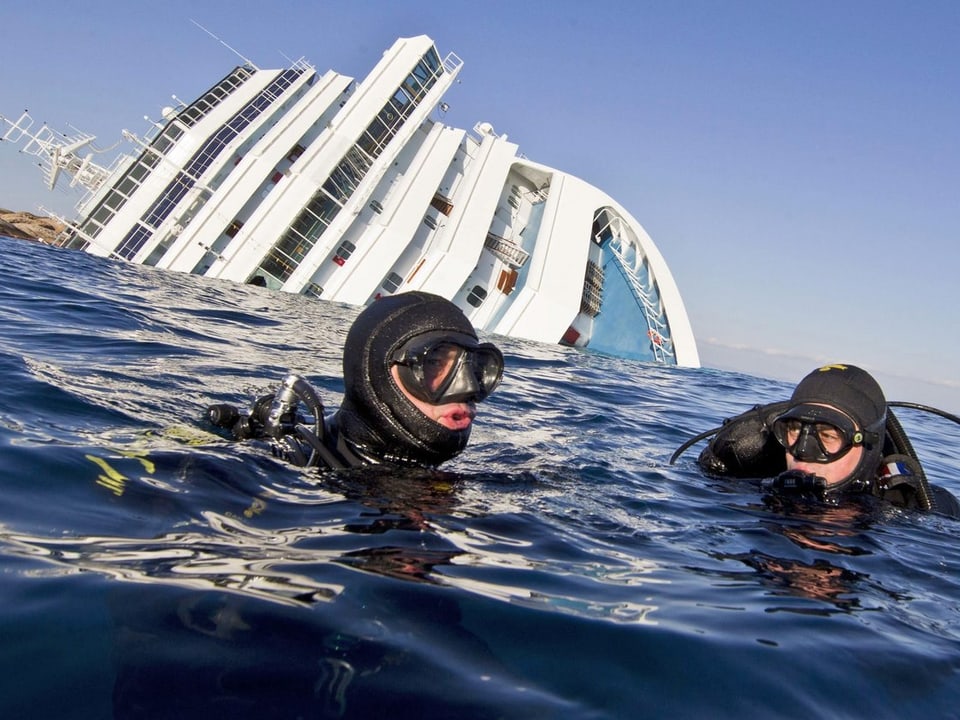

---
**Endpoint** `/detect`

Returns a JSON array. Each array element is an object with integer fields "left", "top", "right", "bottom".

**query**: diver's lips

[{"left": 441, "top": 406, "right": 475, "bottom": 430}]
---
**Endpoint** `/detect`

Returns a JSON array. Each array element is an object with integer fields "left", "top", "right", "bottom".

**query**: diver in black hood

[
  {"left": 207, "top": 292, "right": 504, "bottom": 469},
  {"left": 671, "top": 364, "right": 960, "bottom": 517}
]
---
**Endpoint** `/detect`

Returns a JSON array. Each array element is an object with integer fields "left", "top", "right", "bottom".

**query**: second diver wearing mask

[
  {"left": 208, "top": 292, "right": 504, "bottom": 470},
  {"left": 671, "top": 364, "right": 960, "bottom": 517}
]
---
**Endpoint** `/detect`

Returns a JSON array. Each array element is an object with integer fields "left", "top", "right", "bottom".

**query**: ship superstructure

[{"left": 1, "top": 35, "right": 699, "bottom": 366}]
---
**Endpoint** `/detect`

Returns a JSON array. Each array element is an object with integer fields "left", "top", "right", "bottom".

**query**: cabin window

[
  {"left": 116, "top": 176, "right": 138, "bottom": 198},
  {"left": 466, "top": 285, "right": 487, "bottom": 308},
  {"left": 91, "top": 206, "right": 113, "bottom": 225},
  {"left": 381, "top": 272, "right": 403, "bottom": 293},
  {"left": 104, "top": 191, "right": 125, "bottom": 211},
  {"left": 287, "top": 144, "right": 305, "bottom": 162},
  {"left": 225, "top": 220, "right": 243, "bottom": 238},
  {"left": 333, "top": 240, "right": 356, "bottom": 266},
  {"left": 153, "top": 134, "right": 174, "bottom": 156},
  {"left": 128, "top": 163, "right": 150, "bottom": 182}
]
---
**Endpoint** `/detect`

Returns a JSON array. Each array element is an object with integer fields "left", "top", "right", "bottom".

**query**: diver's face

[
  {"left": 390, "top": 365, "right": 476, "bottom": 431},
  {"left": 778, "top": 402, "right": 866, "bottom": 487},
  {"left": 785, "top": 443, "right": 863, "bottom": 487}
]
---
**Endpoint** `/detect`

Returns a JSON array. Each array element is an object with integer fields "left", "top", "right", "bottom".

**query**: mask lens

[
  {"left": 393, "top": 336, "right": 503, "bottom": 404},
  {"left": 814, "top": 423, "right": 846, "bottom": 455},
  {"left": 420, "top": 343, "right": 461, "bottom": 395},
  {"left": 470, "top": 346, "right": 504, "bottom": 399}
]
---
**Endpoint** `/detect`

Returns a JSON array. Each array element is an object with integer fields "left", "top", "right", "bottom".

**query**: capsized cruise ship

[{"left": 1, "top": 35, "right": 699, "bottom": 366}]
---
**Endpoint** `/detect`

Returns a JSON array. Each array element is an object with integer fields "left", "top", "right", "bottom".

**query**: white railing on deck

[{"left": 607, "top": 231, "right": 674, "bottom": 362}]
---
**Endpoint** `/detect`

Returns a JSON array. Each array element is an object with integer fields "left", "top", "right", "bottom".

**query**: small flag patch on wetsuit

[{"left": 880, "top": 460, "right": 912, "bottom": 478}]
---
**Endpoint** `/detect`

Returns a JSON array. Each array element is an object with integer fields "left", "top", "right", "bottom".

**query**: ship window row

[
  {"left": 121, "top": 69, "right": 303, "bottom": 260},
  {"left": 357, "top": 53, "right": 443, "bottom": 157},
  {"left": 252, "top": 48, "right": 444, "bottom": 284},
  {"left": 266, "top": 191, "right": 342, "bottom": 270},
  {"left": 75, "top": 83, "right": 245, "bottom": 250},
  {"left": 146, "top": 67, "right": 300, "bottom": 230},
  {"left": 177, "top": 65, "right": 257, "bottom": 128},
  {"left": 146, "top": 123, "right": 186, "bottom": 159},
  {"left": 59, "top": 63, "right": 261, "bottom": 251},
  {"left": 145, "top": 173, "right": 194, "bottom": 227},
  {"left": 73, "top": 151, "right": 162, "bottom": 242},
  {"left": 116, "top": 223, "right": 153, "bottom": 258},
  {"left": 181, "top": 68, "right": 302, "bottom": 183}
]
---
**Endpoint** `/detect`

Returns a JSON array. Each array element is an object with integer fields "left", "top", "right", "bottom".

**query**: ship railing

[
  {"left": 290, "top": 57, "right": 315, "bottom": 73},
  {"left": 484, "top": 232, "right": 530, "bottom": 268},
  {"left": 442, "top": 52, "right": 463, "bottom": 75},
  {"left": 607, "top": 234, "right": 675, "bottom": 360},
  {"left": 528, "top": 186, "right": 550, "bottom": 204}
]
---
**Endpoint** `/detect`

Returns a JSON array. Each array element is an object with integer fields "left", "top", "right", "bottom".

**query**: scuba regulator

[{"left": 207, "top": 374, "right": 343, "bottom": 468}]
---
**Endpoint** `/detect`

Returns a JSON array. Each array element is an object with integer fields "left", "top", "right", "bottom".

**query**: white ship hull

[{"left": 3, "top": 35, "right": 699, "bottom": 367}]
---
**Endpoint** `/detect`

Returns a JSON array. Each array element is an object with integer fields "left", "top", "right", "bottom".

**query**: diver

[
  {"left": 206, "top": 291, "right": 504, "bottom": 469},
  {"left": 671, "top": 363, "right": 960, "bottom": 517}
]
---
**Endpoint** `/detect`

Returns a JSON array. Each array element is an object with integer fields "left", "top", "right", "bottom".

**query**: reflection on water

[
  {"left": 731, "top": 552, "right": 869, "bottom": 612},
  {"left": 1, "top": 455, "right": 668, "bottom": 626},
  {"left": 703, "top": 498, "right": 916, "bottom": 615},
  {"left": 1, "top": 521, "right": 344, "bottom": 606}
]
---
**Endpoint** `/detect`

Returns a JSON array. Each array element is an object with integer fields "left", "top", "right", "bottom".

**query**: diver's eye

[
  {"left": 420, "top": 345, "right": 459, "bottom": 392},
  {"left": 814, "top": 424, "right": 844, "bottom": 453},
  {"left": 782, "top": 419, "right": 802, "bottom": 444}
]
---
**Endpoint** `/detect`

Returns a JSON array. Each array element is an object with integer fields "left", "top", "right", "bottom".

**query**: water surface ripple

[{"left": 1, "top": 236, "right": 959, "bottom": 719}]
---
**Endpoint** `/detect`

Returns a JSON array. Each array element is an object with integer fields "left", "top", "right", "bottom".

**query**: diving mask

[
  {"left": 772, "top": 404, "right": 880, "bottom": 463},
  {"left": 391, "top": 331, "right": 503, "bottom": 405}
]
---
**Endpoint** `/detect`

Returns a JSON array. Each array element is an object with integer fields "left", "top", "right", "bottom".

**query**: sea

[{"left": 2, "top": 233, "right": 959, "bottom": 720}]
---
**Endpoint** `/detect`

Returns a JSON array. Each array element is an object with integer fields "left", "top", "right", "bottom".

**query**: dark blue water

[{"left": 2, "top": 235, "right": 959, "bottom": 719}]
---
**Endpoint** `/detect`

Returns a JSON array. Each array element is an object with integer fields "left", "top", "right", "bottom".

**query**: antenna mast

[
  {"left": 0, "top": 111, "right": 113, "bottom": 193},
  {"left": 190, "top": 19, "right": 260, "bottom": 69}
]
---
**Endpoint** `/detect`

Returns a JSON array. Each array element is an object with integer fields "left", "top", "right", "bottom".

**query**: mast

[{"left": 0, "top": 111, "right": 113, "bottom": 193}]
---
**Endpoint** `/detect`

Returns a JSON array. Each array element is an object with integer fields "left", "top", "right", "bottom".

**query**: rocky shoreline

[{"left": 0, "top": 209, "right": 66, "bottom": 244}]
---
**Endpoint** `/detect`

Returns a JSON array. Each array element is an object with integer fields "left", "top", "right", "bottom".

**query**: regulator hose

[{"left": 884, "top": 406, "right": 935, "bottom": 511}]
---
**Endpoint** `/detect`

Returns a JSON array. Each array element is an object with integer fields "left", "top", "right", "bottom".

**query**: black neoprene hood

[
  {"left": 336, "top": 292, "right": 483, "bottom": 467},
  {"left": 788, "top": 364, "right": 887, "bottom": 432}
]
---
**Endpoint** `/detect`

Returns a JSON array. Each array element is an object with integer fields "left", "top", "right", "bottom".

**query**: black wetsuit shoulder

[{"left": 931, "top": 485, "right": 960, "bottom": 518}]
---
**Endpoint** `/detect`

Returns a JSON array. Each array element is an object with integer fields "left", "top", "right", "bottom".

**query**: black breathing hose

[{"left": 885, "top": 407, "right": 934, "bottom": 511}]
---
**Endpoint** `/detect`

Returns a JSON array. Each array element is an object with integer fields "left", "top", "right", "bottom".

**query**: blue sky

[{"left": 2, "top": 1, "right": 958, "bottom": 411}]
